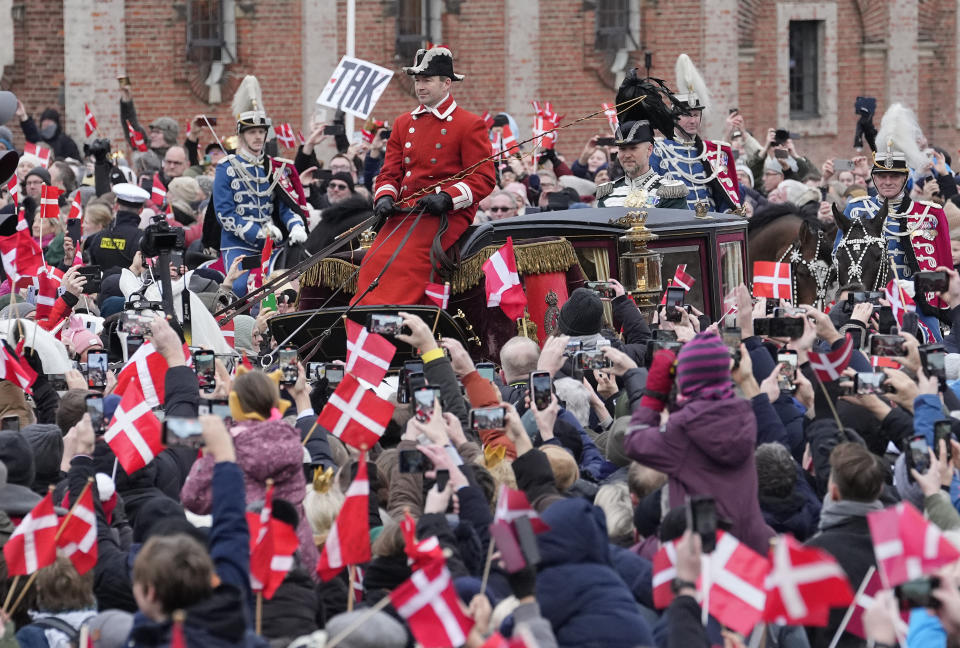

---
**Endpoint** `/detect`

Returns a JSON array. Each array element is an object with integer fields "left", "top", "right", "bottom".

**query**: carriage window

[
  {"left": 719, "top": 240, "right": 745, "bottom": 307},
  {"left": 651, "top": 244, "right": 705, "bottom": 314}
]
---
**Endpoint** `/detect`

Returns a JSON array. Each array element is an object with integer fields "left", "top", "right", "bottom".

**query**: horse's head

[
  {"left": 791, "top": 218, "right": 834, "bottom": 307},
  {"left": 833, "top": 201, "right": 888, "bottom": 290}
]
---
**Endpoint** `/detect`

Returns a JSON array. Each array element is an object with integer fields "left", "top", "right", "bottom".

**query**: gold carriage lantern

[{"left": 613, "top": 189, "right": 662, "bottom": 309}]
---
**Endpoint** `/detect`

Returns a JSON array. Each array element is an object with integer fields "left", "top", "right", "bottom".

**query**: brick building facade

[{"left": 0, "top": 0, "right": 957, "bottom": 170}]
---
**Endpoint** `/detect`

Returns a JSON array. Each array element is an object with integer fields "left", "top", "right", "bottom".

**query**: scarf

[{"left": 817, "top": 494, "right": 883, "bottom": 532}]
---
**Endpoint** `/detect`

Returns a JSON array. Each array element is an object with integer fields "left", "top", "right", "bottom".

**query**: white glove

[
  {"left": 289, "top": 224, "right": 307, "bottom": 245},
  {"left": 264, "top": 224, "right": 283, "bottom": 242}
]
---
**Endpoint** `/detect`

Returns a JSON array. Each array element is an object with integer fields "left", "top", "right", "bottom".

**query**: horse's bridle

[
  {"left": 777, "top": 230, "right": 833, "bottom": 310},
  {"left": 834, "top": 219, "right": 888, "bottom": 291}
]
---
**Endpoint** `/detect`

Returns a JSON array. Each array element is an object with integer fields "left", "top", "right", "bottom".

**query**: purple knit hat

[{"left": 675, "top": 331, "right": 734, "bottom": 400}]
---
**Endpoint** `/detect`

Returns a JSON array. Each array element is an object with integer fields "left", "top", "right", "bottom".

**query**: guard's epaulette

[
  {"left": 272, "top": 156, "right": 295, "bottom": 165},
  {"left": 919, "top": 200, "right": 944, "bottom": 210},
  {"left": 218, "top": 154, "right": 236, "bottom": 165},
  {"left": 657, "top": 178, "right": 688, "bottom": 199},
  {"left": 846, "top": 194, "right": 871, "bottom": 205},
  {"left": 596, "top": 182, "right": 615, "bottom": 200}
]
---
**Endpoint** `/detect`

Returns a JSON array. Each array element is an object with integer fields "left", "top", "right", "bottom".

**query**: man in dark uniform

[
  {"left": 357, "top": 46, "right": 496, "bottom": 305},
  {"left": 85, "top": 183, "right": 147, "bottom": 276},
  {"left": 596, "top": 121, "right": 688, "bottom": 209}
]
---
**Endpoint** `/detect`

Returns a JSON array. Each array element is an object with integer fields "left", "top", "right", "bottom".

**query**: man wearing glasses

[
  {"left": 325, "top": 172, "right": 355, "bottom": 205},
  {"left": 485, "top": 191, "right": 518, "bottom": 220}
]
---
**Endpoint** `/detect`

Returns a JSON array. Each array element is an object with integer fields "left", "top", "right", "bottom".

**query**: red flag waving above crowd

[
  {"left": 807, "top": 334, "right": 854, "bottom": 382},
  {"left": 316, "top": 373, "right": 392, "bottom": 450},
  {"left": 316, "top": 452, "right": 371, "bottom": 581},
  {"left": 105, "top": 383, "right": 165, "bottom": 474},
  {"left": 83, "top": 103, "right": 98, "bottom": 137},
  {"left": 763, "top": 535, "right": 853, "bottom": 626},
  {"left": 57, "top": 483, "right": 98, "bottom": 575},
  {"left": 483, "top": 236, "right": 526, "bottom": 320},
  {"left": 344, "top": 318, "right": 396, "bottom": 386},
  {"left": 752, "top": 261, "right": 792, "bottom": 301},
  {"left": 868, "top": 502, "right": 960, "bottom": 586},
  {"left": 391, "top": 560, "right": 475, "bottom": 648},
  {"left": 4, "top": 492, "right": 58, "bottom": 575}
]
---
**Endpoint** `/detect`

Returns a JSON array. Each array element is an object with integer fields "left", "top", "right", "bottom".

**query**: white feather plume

[
  {"left": 674, "top": 53, "right": 711, "bottom": 110},
  {"left": 876, "top": 102, "right": 926, "bottom": 170},
  {"left": 232, "top": 75, "right": 265, "bottom": 118}
]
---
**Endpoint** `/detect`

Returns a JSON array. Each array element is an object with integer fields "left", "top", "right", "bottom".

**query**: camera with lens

[
  {"left": 83, "top": 138, "right": 111, "bottom": 163},
  {"left": 140, "top": 214, "right": 185, "bottom": 257}
]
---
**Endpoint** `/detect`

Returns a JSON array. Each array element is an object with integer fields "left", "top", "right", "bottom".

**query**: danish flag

[
  {"left": 34, "top": 267, "right": 63, "bottom": 321},
  {"left": 762, "top": 535, "right": 853, "bottom": 626},
  {"left": 531, "top": 101, "right": 562, "bottom": 150},
  {"left": 40, "top": 184, "right": 63, "bottom": 219},
  {"left": 884, "top": 279, "right": 934, "bottom": 340},
  {"left": 483, "top": 236, "right": 527, "bottom": 321},
  {"left": 316, "top": 373, "right": 393, "bottom": 450},
  {"left": 660, "top": 264, "right": 696, "bottom": 305},
  {"left": 425, "top": 282, "right": 450, "bottom": 309},
  {"left": 83, "top": 103, "right": 98, "bottom": 137},
  {"left": 126, "top": 121, "right": 147, "bottom": 152},
  {"left": 401, "top": 511, "right": 445, "bottom": 571},
  {"left": 0, "top": 212, "right": 44, "bottom": 286},
  {"left": 57, "top": 484, "right": 98, "bottom": 575},
  {"left": 492, "top": 124, "right": 519, "bottom": 160},
  {"left": 7, "top": 176, "right": 18, "bottom": 208},
  {"left": 151, "top": 174, "right": 166, "bottom": 207},
  {"left": 248, "top": 482, "right": 300, "bottom": 599},
  {"left": 115, "top": 341, "right": 188, "bottom": 408},
  {"left": 0, "top": 344, "right": 38, "bottom": 392},
  {"left": 843, "top": 568, "right": 909, "bottom": 639},
  {"left": 752, "top": 261, "right": 793, "bottom": 301},
  {"left": 23, "top": 143, "right": 51, "bottom": 167},
  {"left": 390, "top": 560, "right": 475, "bottom": 648},
  {"left": 106, "top": 383, "right": 164, "bottom": 475},
  {"left": 3, "top": 492, "right": 58, "bottom": 575},
  {"left": 652, "top": 539, "right": 686, "bottom": 609},
  {"left": 867, "top": 502, "right": 960, "bottom": 587},
  {"left": 316, "top": 452, "right": 371, "bottom": 581},
  {"left": 275, "top": 123, "right": 296, "bottom": 149},
  {"left": 344, "top": 318, "right": 396, "bottom": 386},
  {"left": 249, "top": 237, "right": 273, "bottom": 289},
  {"left": 807, "top": 334, "right": 854, "bottom": 382},
  {"left": 493, "top": 485, "right": 549, "bottom": 533},
  {"left": 67, "top": 190, "right": 82, "bottom": 222},
  {"left": 601, "top": 102, "right": 619, "bottom": 134},
  {"left": 704, "top": 531, "right": 771, "bottom": 635}
]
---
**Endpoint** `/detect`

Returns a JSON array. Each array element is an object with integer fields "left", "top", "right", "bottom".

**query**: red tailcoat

[{"left": 355, "top": 94, "right": 496, "bottom": 305}]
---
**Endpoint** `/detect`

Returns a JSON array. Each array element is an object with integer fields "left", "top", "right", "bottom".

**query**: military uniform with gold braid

[
  {"left": 213, "top": 75, "right": 307, "bottom": 296},
  {"left": 596, "top": 120, "right": 688, "bottom": 209}
]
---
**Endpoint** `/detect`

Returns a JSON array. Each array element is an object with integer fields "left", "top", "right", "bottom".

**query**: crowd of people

[{"left": 2, "top": 43, "right": 960, "bottom": 648}]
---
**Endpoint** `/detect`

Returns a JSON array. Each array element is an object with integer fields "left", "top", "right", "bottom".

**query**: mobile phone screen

[
  {"left": 194, "top": 350, "right": 216, "bottom": 391},
  {"left": 86, "top": 396, "right": 104, "bottom": 434},
  {"left": 278, "top": 348, "right": 298, "bottom": 385},
  {"left": 530, "top": 371, "right": 552, "bottom": 411},
  {"left": 86, "top": 351, "right": 108, "bottom": 389}
]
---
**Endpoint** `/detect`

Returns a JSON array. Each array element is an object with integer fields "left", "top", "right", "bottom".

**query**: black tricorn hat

[
  {"left": 614, "top": 120, "right": 654, "bottom": 146},
  {"left": 402, "top": 46, "right": 464, "bottom": 82}
]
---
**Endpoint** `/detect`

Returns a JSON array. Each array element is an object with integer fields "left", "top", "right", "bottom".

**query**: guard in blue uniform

[{"left": 213, "top": 75, "right": 307, "bottom": 296}]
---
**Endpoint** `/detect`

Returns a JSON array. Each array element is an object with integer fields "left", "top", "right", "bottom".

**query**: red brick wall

[{"left": 2, "top": 0, "right": 958, "bottom": 170}]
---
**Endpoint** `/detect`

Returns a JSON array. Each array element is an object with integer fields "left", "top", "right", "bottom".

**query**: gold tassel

[{"left": 300, "top": 258, "right": 360, "bottom": 293}]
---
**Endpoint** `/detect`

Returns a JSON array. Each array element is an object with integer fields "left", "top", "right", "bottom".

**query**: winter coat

[
  {"left": 535, "top": 498, "right": 654, "bottom": 648},
  {"left": 624, "top": 396, "right": 775, "bottom": 554},
  {"left": 759, "top": 470, "right": 822, "bottom": 541},
  {"left": 180, "top": 418, "right": 320, "bottom": 575},
  {"left": 260, "top": 565, "right": 319, "bottom": 643},
  {"left": 20, "top": 113, "right": 80, "bottom": 160}
]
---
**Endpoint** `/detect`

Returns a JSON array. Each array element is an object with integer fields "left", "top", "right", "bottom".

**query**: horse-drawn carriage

[{"left": 269, "top": 206, "right": 750, "bottom": 366}]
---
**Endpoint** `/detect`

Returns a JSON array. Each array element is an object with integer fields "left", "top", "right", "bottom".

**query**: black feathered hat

[
  {"left": 614, "top": 70, "right": 681, "bottom": 140},
  {"left": 402, "top": 46, "right": 464, "bottom": 82},
  {"left": 614, "top": 120, "right": 654, "bottom": 146}
]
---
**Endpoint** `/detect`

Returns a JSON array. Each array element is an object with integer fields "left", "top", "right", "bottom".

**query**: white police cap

[{"left": 113, "top": 182, "right": 150, "bottom": 205}]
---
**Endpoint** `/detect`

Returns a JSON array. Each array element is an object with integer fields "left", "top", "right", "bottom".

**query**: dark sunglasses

[
  {"left": 489, "top": 206, "right": 514, "bottom": 212},
  {"left": 328, "top": 183, "right": 350, "bottom": 190}
]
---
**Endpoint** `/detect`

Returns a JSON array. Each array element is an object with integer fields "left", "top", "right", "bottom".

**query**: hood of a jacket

[
  {"left": 678, "top": 397, "right": 756, "bottom": 467},
  {"left": 537, "top": 498, "right": 611, "bottom": 568}
]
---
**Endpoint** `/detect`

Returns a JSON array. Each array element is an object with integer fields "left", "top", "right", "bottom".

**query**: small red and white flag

[
  {"left": 220, "top": 318, "right": 235, "bottom": 349},
  {"left": 483, "top": 236, "right": 527, "bottom": 321},
  {"left": 672, "top": 265, "right": 695, "bottom": 291},
  {"left": 23, "top": 143, "right": 51, "bottom": 167},
  {"left": 34, "top": 267, "right": 63, "bottom": 321},
  {"left": 867, "top": 502, "right": 960, "bottom": 587},
  {"left": 884, "top": 279, "right": 934, "bottom": 340},
  {"left": 151, "top": 174, "right": 166, "bottom": 207},
  {"left": 844, "top": 568, "right": 909, "bottom": 639},
  {"left": 67, "top": 190, "right": 82, "bottom": 222},
  {"left": 57, "top": 485, "right": 98, "bottom": 575},
  {"left": 493, "top": 484, "right": 549, "bottom": 533},
  {"left": 316, "top": 452, "right": 371, "bottom": 581},
  {"left": 0, "top": 344, "right": 37, "bottom": 392},
  {"left": 83, "top": 103, "right": 98, "bottom": 137},
  {"left": 248, "top": 237, "right": 273, "bottom": 290},
  {"left": 275, "top": 123, "right": 296, "bottom": 149},
  {"left": 7, "top": 176, "right": 18, "bottom": 208},
  {"left": 40, "top": 184, "right": 63, "bottom": 219},
  {"left": 531, "top": 101, "right": 562, "bottom": 150},
  {"left": 126, "top": 121, "right": 147, "bottom": 152},
  {"left": 425, "top": 282, "right": 450, "bottom": 309},
  {"left": 807, "top": 334, "right": 854, "bottom": 382},
  {"left": 316, "top": 374, "right": 393, "bottom": 450},
  {"left": 115, "top": 341, "right": 186, "bottom": 407},
  {"left": 601, "top": 103, "right": 619, "bottom": 134},
  {"left": 401, "top": 511, "right": 445, "bottom": 571},
  {"left": 344, "top": 318, "right": 396, "bottom": 386},
  {"left": 0, "top": 213, "right": 44, "bottom": 286},
  {"left": 762, "top": 535, "right": 853, "bottom": 626},
  {"left": 3, "top": 492, "right": 58, "bottom": 575},
  {"left": 752, "top": 261, "right": 793, "bottom": 301},
  {"left": 106, "top": 383, "right": 165, "bottom": 474},
  {"left": 391, "top": 560, "right": 475, "bottom": 648},
  {"left": 248, "top": 482, "right": 301, "bottom": 599}
]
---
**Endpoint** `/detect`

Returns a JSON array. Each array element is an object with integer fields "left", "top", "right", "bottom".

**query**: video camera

[{"left": 140, "top": 214, "right": 185, "bottom": 257}]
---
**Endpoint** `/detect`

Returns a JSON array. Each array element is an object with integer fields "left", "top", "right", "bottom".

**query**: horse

[
  {"left": 748, "top": 207, "right": 836, "bottom": 308},
  {"left": 831, "top": 201, "right": 889, "bottom": 291}
]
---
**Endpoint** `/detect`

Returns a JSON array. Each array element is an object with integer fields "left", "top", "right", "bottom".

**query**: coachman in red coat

[{"left": 354, "top": 47, "right": 496, "bottom": 305}]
